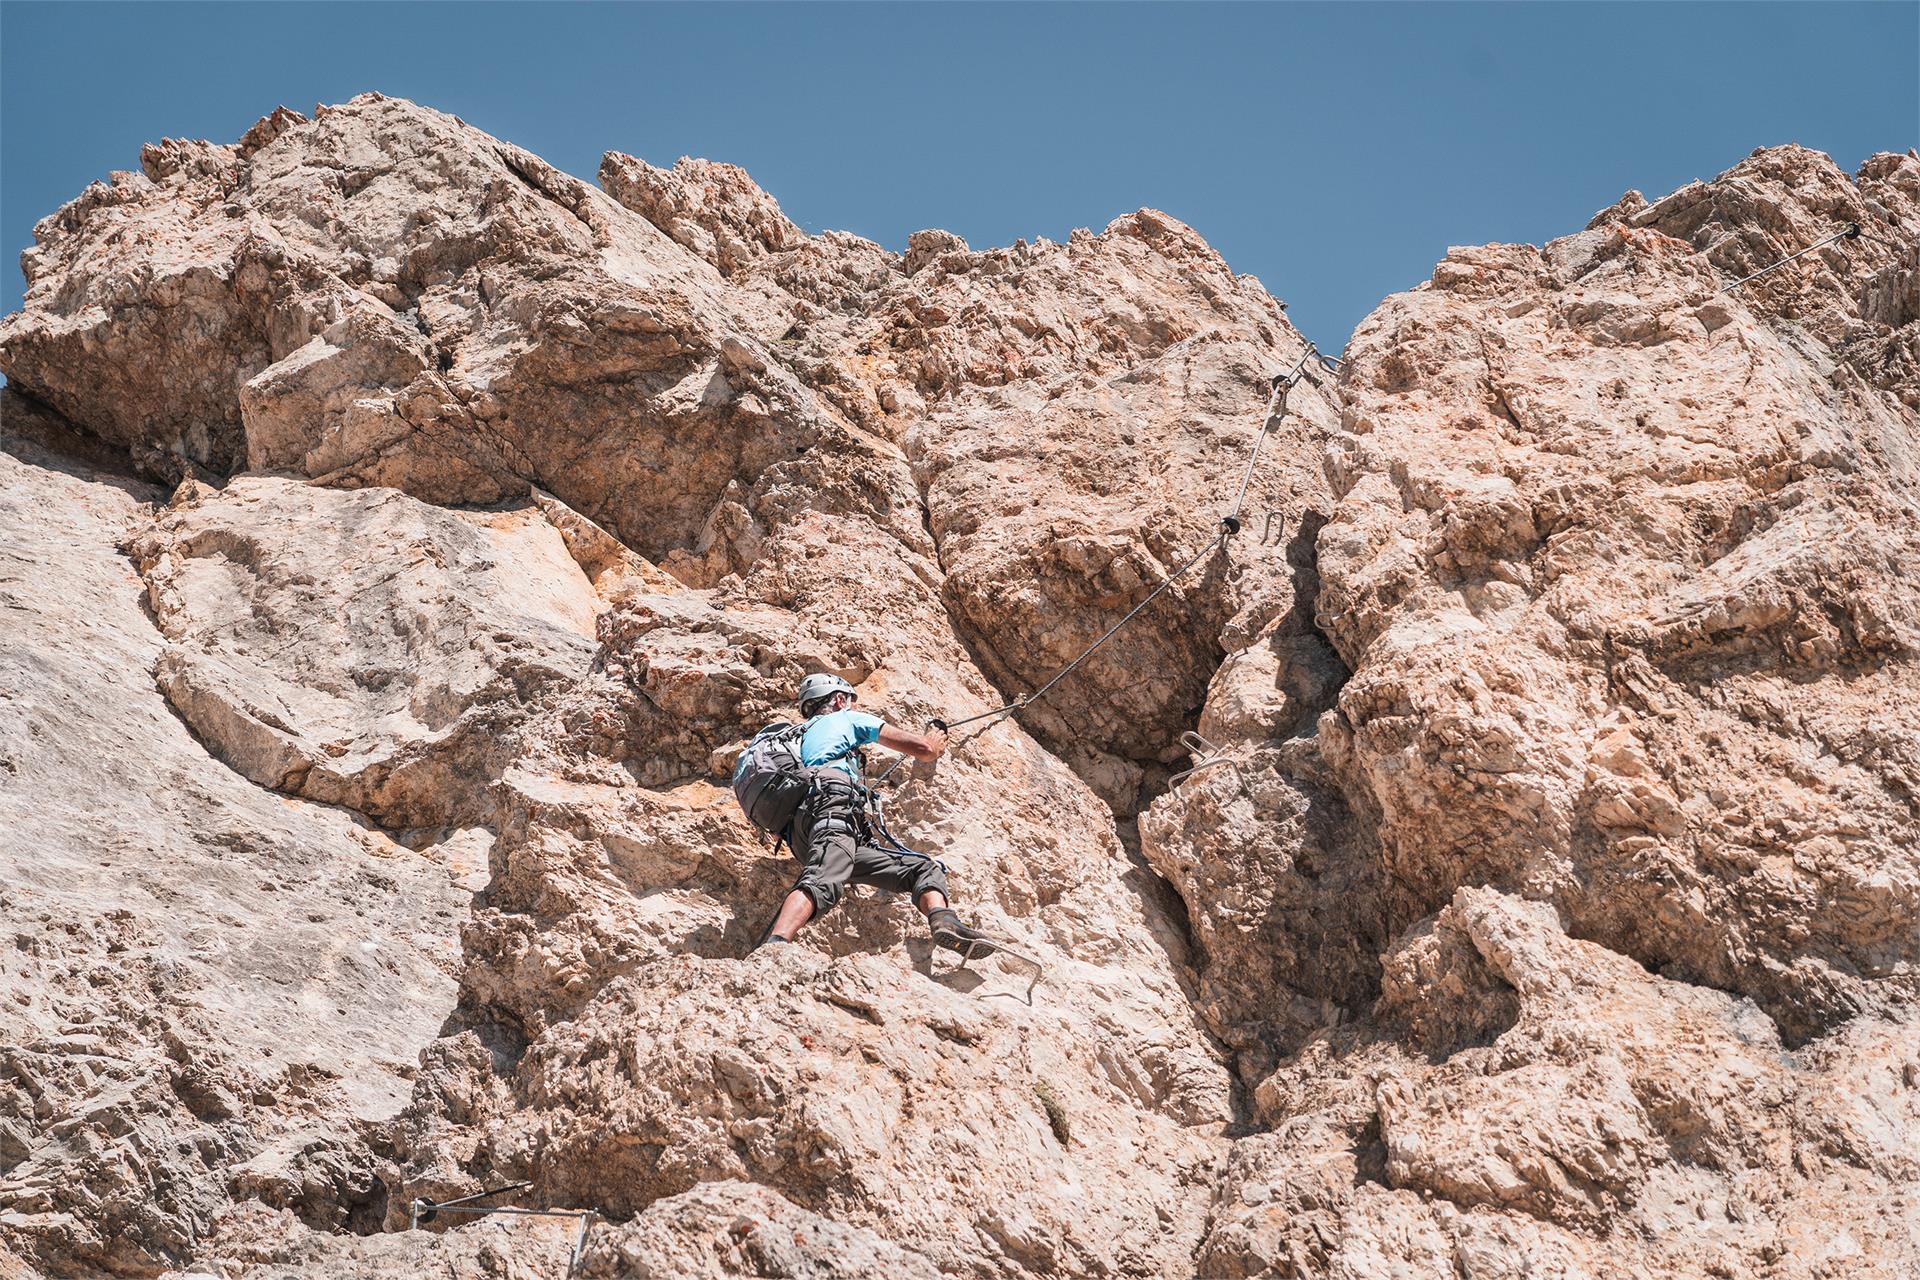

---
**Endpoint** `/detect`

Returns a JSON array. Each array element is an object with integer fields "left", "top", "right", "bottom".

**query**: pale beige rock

[
  {"left": 850, "top": 211, "right": 1343, "bottom": 806},
  {"left": 165, "top": 1200, "right": 578, "bottom": 1279},
  {"left": 578, "top": 1179, "right": 944, "bottom": 1279},
  {"left": 409, "top": 948, "right": 1221, "bottom": 1275},
  {"left": 3, "top": 97, "right": 1918, "bottom": 1280},
  {"left": 126, "top": 475, "right": 599, "bottom": 830},
  {"left": 1314, "top": 144, "right": 1920, "bottom": 1043},
  {"left": 1198, "top": 888, "right": 1920, "bottom": 1279},
  {"left": 181, "top": 1180, "right": 938, "bottom": 1279},
  {"left": 1165, "top": 145, "right": 1920, "bottom": 1279},
  {"left": 0, "top": 94, "right": 875, "bottom": 572},
  {"left": 0, "top": 406, "right": 469, "bottom": 1275},
  {"left": 599, "top": 155, "right": 808, "bottom": 278},
  {"left": 3, "top": 99, "right": 1242, "bottom": 1280}
]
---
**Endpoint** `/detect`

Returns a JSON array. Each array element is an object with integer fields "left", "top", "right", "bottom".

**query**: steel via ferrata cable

[{"left": 870, "top": 342, "right": 1323, "bottom": 783}]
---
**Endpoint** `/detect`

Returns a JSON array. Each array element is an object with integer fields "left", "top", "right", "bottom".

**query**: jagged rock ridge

[{"left": 1, "top": 95, "right": 1916, "bottom": 1279}]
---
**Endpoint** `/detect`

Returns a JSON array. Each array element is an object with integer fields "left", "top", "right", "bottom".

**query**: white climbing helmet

[{"left": 796, "top": 673, "right": 856, "bottom": 711}]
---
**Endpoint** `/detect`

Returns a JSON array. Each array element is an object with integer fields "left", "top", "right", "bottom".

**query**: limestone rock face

[
  {"left": 1198, "top": 889, "right": 1920, "bottom": 1280},
  {"left": 0, "top": 403, "right": 471, "bottom": 1275},
  {"left": 893, "top": 222, "right": 1341, "bottom": 803},
  {"left": 0, "top": 94, "right": 850, "bottom": 571},
  {"left": 578, "top": 1179, "right": 946, "bottom": 1280},
  {"left": 1316, "top": 143, "right": 1920, "bottom": 1043},
  {"left": 598, "top": 155, "right": 808, "bottom": 278},
  {"left": 1166, "top": 144, "right": 1920, "bottom": 1278},
  {"left": 2, "top": 96, "right": 1917, "bottom": 1280},
  {"left": 126, "top": 476, "right": 598, "bottom": 830}
]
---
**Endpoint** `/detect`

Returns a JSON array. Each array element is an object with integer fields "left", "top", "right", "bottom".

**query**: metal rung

[
  {"left": 410, "top": 1194, "right": 597, "bottom": 1277},
  {"left": 1169, "top": 730, "right": 1229, "bottom": 787},
  {"left": 932, "top": 930, "right": 1045, "bottom": 1000}
]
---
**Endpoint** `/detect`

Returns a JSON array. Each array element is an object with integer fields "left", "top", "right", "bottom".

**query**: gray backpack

[{"left": 731, "top": 722, "right": 814, "bottom": 834}]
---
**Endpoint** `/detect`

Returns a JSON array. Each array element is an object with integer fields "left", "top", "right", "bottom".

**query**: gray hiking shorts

[{"left": 790, "top": 773, "right": 948, "bottom": 914}]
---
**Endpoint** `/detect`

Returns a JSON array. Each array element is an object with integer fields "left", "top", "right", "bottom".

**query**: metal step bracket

[
  {"left": 1169, "top": 730, "right": 1230, "bottom": 787},
  {"left": 931, "top": 929, "right": 1046, "bottom": 1000}
]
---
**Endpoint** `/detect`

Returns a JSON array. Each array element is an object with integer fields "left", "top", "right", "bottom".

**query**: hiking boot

[{"left": 928, "top": 909, "right": 1000, "bottom": 960}]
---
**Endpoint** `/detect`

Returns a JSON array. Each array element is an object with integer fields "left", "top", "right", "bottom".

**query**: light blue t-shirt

[{"left": 801, "top": 708, "right": 884, "bottom": 780}]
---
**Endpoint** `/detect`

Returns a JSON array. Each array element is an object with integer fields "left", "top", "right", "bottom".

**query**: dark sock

[{"left": 927, "top": 908, "right": 960, "bottom": 934}]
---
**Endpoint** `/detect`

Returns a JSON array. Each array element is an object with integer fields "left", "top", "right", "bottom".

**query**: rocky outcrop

[
  {"left": 1317, "top": 143, "right": 1920, "bottom": 1043},
  {"left": 1198, "top": 889, "right": 1920, "bottom": 1279},
  {"left": 0, "top": 94, "right": 856, "bottom": 573},
  {"left": 0, "top": 93, "right": 1336, "bottom": 810},
  {"left": 126, "top": 476, "right": 598, "bottom": 830},
  {"left": 1163, "top": 142, "right": 1920, "bottom": 1279},
  {"left": 0, "top": 400, "right": 472, "bottom": 1274},
  {"left": 2, "top": 97, "right": 1916, "bottom": 1280}
]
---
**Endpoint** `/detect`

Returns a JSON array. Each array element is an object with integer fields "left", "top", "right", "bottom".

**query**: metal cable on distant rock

[
  {"left": 1720, "top": 222, "right": 1861, "bottom": 293},
  {"left": 872, "top": 341, "right": 1327, "bottom": 784},
  {"left": 409, "top": 1183, "right": 597, "bottom": 1275}
]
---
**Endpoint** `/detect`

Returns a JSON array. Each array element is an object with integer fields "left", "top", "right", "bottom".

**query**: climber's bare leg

[{"left": 767, "top": 889, "right": 814, "bottom": 941}]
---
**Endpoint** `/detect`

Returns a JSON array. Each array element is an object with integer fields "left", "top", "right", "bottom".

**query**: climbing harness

[
  {"left": 871, "top": 341, "right": 1327, "bottom": 785},
  {"left": 1720, "top": 223, "right": 1861, "bottom": 293},
  {"left": 409, "top": 1182, "right": 596, "bottom": 1276}
]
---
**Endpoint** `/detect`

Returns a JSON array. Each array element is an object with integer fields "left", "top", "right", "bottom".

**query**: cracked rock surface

[{"left": 1, "top": 99, "right": 1916, "bottom": 1279}]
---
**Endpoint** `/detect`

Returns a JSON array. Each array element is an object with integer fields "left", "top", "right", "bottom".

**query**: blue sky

[{"left": 3, "top": 2, "right": 1914, "bottom": 352}]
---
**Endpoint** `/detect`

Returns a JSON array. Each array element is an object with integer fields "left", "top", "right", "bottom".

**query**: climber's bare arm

[{"left": 878, "top": 723, "right": 947, "bottom": 761}]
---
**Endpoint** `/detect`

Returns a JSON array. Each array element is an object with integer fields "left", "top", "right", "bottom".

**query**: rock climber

[{"left": 759, "top": 673, "right": 998, "bottom": 955}]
